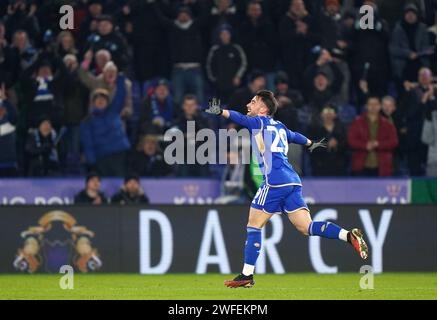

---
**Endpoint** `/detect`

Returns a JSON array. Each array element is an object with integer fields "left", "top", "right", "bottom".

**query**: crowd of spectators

[{"left": 1, "top": 0, "right": 437, "bottom": 179}]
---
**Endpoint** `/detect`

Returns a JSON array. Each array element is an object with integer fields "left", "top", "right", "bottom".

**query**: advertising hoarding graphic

[{"left": 1, "top": 205, "right": 436, "bottom": 274}]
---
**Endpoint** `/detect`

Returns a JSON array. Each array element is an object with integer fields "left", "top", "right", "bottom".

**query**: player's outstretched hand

[
  {"left": 205, "top": 97, "right": 223, "bottom": 115},
  {"left": 308, "top": 138, "right": 327, "bottom": 153}
]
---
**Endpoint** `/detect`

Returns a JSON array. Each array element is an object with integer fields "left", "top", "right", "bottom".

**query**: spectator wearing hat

[
  {"left": 111, "top": 174, "right": 150, "bottom": 205},
  {"left": 306, "top": 69, "right": 339, "bottom": 119},
  {"left": 25, "top": 116, "right": 60, "bottom": 176},
  {"left": 237, "top": 1, "right": 277, "bottom": 87},
  {"left": 279, "top": 0, "right": 320, "bottom": 90},
  {"left": 74, "top": 172, "right": 108, "bottom": 204},
  {"left": 153, "top": 2, "right": 210, "bottom": 106},
  {"left": 0, "top": 84, "right": 18, "bottom": 176},
  {"left": 79, "top": 53, "right": 132, "bottom": 121},
  {"left": 209, "top": 0, "right": 239, "bottom": 43},
  {"left": 206, "top": 25, "right": 247, "bottom": 103},
  {"left": 304, "top": 48, "right": 345, "bottom": 106},
  {"left": 308, "top": 105, "right": 347, "bottom": 176},
  {"left": 390, "top": 3, "right": 433, "bottom": 86},
  {"left": 228, "top": 69, "right": 266, "bottom": 116},
  {"left": 80, "top": 77, "right": 131, "bottom": 177},
  {"left": 129, "top": 135, "right": 172, "bottom": 177},
  {"left": 138, "top": 78, "right": 174, "bottom": 136},
  {"left": 348, "top": 96, "right": 398, "bottom": 177},
  {"left": 85, "top": 14, "right": 130, "bottom": 71}
]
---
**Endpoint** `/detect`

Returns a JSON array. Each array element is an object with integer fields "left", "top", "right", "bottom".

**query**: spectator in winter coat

[
  {"left": 129, "top": 135, "right": 172, "bottom": 178},
  {"left": 421, "top": 91, "right": 437, "bottom": 176},
  {"left": 279, "top": 0, "right": 320, "bottom": 90},
  {"left": 25, "top": 116, "right": 60, "bottom": 177},
  {"left": 80, "top": 78, "right": 131, "bottom": 176},
  {"left": 79, "top": 53, "right": 132, "bottom": 121},
  {"left": 206, "top": 25, "right": 247, "bottom": 103},
  {"left": 350, "top": 1, "right": 390, "bottom": 99},
  {"left": 0, "top": 85, "right": 18, "bottom": 176},
  {"left": 54, "top": 31, "right": 78, "bottom": 60},
  {"left": 400, "top": 67, "right": 435, "bottom": 176},
  {"left": 237, "top": 1, "right": 277, "bottom": 86},
  {"left": 208, "top": 0, "right": 239, "bottom": 44},
  {"left": 79, "top": 0, "right": 103, "bottom": 48},
  {"left": 85, "top": 15, "right": 129, "bottom": 71},
  {"left": 348, "top": 96, "right": 398, "bottom": 176},
  {"left": 308, "top": 105, "right": 347, "bottom": 176},
  {"left": 20, "top": 59, "right": 63, "bottom": 130},
  {"left": 172, "top": 94, "right": 210, "bottom": 177},
  {"left": 58, "top": 54, "right": 89, "bottom": 157},
  {"left": 74, "top": 172, "right": 108, "bottom": 204},
  {"left": 138, "top": 78, "right": 174, "bottom": 136},
  {"left": 4, "top": 1, "right": 40, "bottom": 43},
  {"left": 111, "top": 174, "right": 150, "bottom": 205},
  {"left": 390, "top": 3, "right": 433, "bottom": 85},
  {"left": 153, "top": 4, "right": 209, "bottom": 105},
  {"left": 273, "top": 71, "right": 303, "bottom": 130}
]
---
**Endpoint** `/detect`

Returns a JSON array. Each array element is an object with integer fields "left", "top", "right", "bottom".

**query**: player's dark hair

[{"left": 256, "top": 90, "right": 278, "bottom": 116}]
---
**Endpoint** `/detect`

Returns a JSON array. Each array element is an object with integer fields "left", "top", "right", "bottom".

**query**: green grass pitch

[{"left": 0, "top": 273, "right": 436, "bottom": 300}]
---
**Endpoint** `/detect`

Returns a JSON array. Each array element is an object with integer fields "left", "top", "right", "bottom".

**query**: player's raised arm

[
  {"left": 204, "top": 98, "right": 261, "bottom": 129},
  {"left": 287, "top": 129, "right": 327, "bottom": 152}
]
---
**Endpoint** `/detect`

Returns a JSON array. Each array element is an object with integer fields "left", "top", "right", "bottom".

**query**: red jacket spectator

[{"left": 348, "top": 112, "right": 399, "bottom": 176}]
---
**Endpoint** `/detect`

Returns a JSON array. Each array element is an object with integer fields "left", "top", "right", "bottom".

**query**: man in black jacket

[
  {"left": 111, "top": 174, "right": 150, "bottom": 205},
  {"left": 153, "top": 3, "right": 209, "bottom": 105},
  {"left": 206, "top": 25, "right": 247, "bottom": 103},
  {"left": 86, "top": 15, "right": 129, "bottom": 72},
  {"left": 237, "top": 1, "right": 277, "bottom": 84},
  {"left": 74, "top": 172, "right": 108, "bottom": 204}
]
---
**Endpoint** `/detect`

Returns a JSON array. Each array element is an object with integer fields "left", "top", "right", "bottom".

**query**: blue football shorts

[{"left": 250, "top": 182, "right": 309, "bottom": 215}]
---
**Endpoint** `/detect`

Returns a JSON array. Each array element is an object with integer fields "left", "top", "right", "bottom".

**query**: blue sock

[
  {"left": 243, "top": 227, "right": 262, "bottom": 275},
  {"left": 308, "top": 221, "right": 347, "bottom": 241}
]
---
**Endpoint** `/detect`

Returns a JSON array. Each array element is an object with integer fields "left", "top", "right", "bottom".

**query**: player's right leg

[{"left": 224, "top": 207, "right": 272, "bottom": 288}]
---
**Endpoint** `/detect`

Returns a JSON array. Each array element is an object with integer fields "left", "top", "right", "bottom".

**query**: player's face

[{"left": 246, "top": 96, "right": 267, "bottom": 116}]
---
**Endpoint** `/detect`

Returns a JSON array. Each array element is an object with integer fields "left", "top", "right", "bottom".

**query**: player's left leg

[
  {"left": 284, "top": 186, "right": 368, "bottom": 259},
  {"left": 287, "top": 209, "right": 368, "bottom": 259},
  {"left": 224, "top": 207, "right": 272, "bottom": 288}
]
